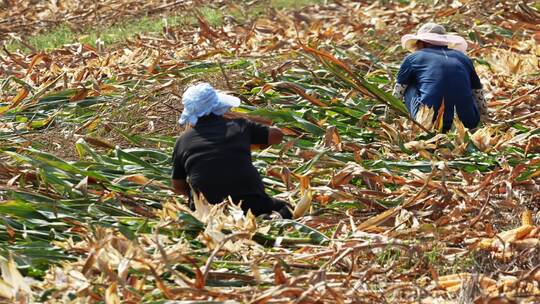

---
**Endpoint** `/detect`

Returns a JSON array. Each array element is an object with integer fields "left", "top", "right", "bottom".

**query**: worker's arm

[
  {"left": 171, "top": 137, "right": 189, "bottom": 196},
  {"left": 171, "top": 179, "right": 190, "bottom": 196},
  {"left": 393, "top": 54, "right": 415, "bottom": 102},
  {"left": 248, "top": 119, "right": 284, "bottom": 150},
  {"left": 253, "top": 126, "right": 284, "bottom": 150}
]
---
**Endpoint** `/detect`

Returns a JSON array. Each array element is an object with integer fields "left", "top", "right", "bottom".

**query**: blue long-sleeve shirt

[{"left": 396, "top": 46, "right": 482, "bottom": 130}]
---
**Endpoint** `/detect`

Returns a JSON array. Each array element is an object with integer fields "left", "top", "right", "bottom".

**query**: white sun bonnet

[
  {"left": 401, "top": 23, "right": 468, "bottom": 53},
  {"left": 178, "top": 83, "right": 240, "bottom": 125}
]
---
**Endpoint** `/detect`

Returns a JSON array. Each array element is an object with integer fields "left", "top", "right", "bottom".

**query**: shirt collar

[{"left": 196, "top": 113, "right": 223, "bottom": 124}]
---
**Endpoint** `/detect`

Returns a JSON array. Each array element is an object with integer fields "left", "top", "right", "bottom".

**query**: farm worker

[
  {"left": 171, "top": 83, "right": 292, "bottom": 219},
  {"left": 393, "top": 23, "right": 488, "bottom": 132}
]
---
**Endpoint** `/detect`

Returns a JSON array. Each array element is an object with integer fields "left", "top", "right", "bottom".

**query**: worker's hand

[
  {"left": 480, "top": 114, "right": 489, "bottom": 124},
  {"left": 250, "top": 144, "right": 268, "bottom": 150},
  {"left": 171, "top": 179, "right": 190, "bottom": 196},
  {"left": 267, "top": 127, "right": 284, "bottom": 145},
  {"left": 473, "top": 89, "right": 489, "bottom": 124}
]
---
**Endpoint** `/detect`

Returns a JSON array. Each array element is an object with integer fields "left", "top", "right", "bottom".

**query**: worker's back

[
  {"left": 172, "top": 114, "right": 267, "bottom": 204},
  {"left": 397, "top": 46, "right": 481, "bottom": 130}
]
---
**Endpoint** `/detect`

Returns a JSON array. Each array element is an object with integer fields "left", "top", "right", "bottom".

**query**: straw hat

[{"left": 401, "top": 23, "right": 468, "bottom": 53}]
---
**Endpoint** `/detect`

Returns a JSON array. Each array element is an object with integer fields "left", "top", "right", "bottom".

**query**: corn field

[{"left": 0, "top": 0, "right": 539, "bottom": 303}]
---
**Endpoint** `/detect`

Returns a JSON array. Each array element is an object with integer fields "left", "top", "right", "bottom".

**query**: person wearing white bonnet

[
  {"left": 393, "top": 22, "right": 488, "bottom": 131},
  {"left": 171, "top": 83, "right": 292, "bottom": 219},
  {"left": 178, "top": 82, "right": 241, "bottom": 126}
]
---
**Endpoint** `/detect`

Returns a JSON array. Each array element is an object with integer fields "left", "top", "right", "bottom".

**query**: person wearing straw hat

[
  {"left": 393, "top": 23, "right": 488, "bottom": 131},
  {"left": 171, "top": 82, "right": 292, "bottom": 219}
]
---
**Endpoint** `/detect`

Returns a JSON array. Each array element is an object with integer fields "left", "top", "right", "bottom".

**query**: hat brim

[
  {"left": 216, "top": 92, "right": 241, "bottom": 108},
  {"left": 401, "top": 32, "right": 468, "bottom": 53}
]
